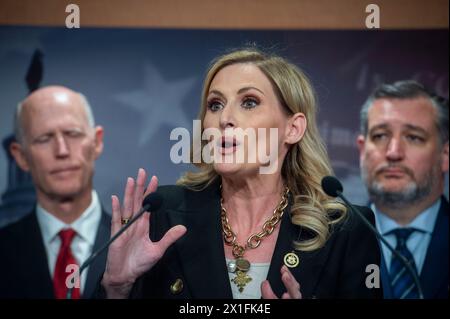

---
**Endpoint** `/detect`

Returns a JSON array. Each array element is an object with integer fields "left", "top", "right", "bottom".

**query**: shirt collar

[
  {"left": 372, "top": 198, "right": 441, "bottom": 236},
  {"left": 36, "top": 190, "right": 102, "bottom": 245}
]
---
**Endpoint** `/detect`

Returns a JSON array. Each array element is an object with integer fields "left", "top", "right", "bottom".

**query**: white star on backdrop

[{"left": 114, "top": 63, "right": 198, "bottom": 146}]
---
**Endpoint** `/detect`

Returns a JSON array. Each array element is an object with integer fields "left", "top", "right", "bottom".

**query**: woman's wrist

[{"left": 101, "top": 273, "right": 135, "bottom": 299}]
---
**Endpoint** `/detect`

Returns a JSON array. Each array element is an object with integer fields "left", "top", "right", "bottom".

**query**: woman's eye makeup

[
  {"left": 241, "top": 96, "right": 259, "bottom": 109},
  {"left": 207, "top": 99, "right": 224, "bottom": 112}
]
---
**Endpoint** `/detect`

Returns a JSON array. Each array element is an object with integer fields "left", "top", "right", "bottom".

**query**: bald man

[{"left": 0, "top": 86, "right": 111, "bottom": 299}]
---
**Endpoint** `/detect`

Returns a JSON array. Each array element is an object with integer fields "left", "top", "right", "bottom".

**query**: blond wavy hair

[{"left": 177, "top": 48, "right": 347, "bottom": 251}]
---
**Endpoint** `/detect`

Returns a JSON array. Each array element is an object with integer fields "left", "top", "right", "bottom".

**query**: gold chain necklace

[{"left": 220, "top": 186, "right": 290, "bottom": 293}]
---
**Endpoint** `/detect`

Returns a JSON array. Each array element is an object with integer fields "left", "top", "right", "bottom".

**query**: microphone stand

[
  {"left": 336, "top": 190, "right": 424, "bottom": 299},
  {"left": 66, "top": 203, "right": 150, "bottom": 299}
]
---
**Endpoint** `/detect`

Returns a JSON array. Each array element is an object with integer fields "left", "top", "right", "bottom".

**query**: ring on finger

[{"left": 121, "top": 217, "right": 131, "bottom": 225}]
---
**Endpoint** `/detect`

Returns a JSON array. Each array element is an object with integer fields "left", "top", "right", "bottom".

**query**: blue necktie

[{"left": 389, "top": 228, "right": 419, "bottom": 299}]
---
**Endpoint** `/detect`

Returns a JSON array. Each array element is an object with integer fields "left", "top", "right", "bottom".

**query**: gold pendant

[
  {"left": 283, "top": 252, "right": 300, "bottom": 268},
  {"left": 235, "top": 258, "right": 250, "bottom": 272},
  {"left": 231, "top": 270, "right": 252, "bottom": 292}
]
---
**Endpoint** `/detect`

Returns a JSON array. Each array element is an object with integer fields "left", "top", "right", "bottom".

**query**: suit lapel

[
  {"left": 380, "top": 250, "right": 393, "bottom": 298},
  {"left": 167, "top": 184, "right": 232, "bottom": 298},
  {"left": 266, "top": 210, "right": 298, "bottom": 296},
  {"left": 83, "top": 210, "right": 111, "bottom": 298},
  {"left": 21, "top": 213, "right": 54, "bottom": 298},
  {"left": 420, "top": 198, "right": 449, "bottom": 298},
  {"left": 169, "top": 192, "right": 232, "bottom": 299},
  {"left": 11, "top": 209, "right": 112, "bottom": 298},
  {"left": 266, "top": 209, "right": 325, "bottom": 299}
]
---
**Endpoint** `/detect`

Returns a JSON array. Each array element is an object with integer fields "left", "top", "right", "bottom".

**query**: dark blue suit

[
  {"left": 0, "top": 209, "right": 111, "bottom": 298},
  {"left": 380, "top": 197, "right": 449, "bottom": 299}
]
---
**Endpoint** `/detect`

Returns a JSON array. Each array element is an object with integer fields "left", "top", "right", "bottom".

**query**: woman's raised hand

[{"left": 101, "top": 168, "right": 187, "bottom": 298}]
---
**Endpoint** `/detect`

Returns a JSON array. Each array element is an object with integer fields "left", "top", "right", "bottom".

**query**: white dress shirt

[
  {"left": 373, "top": 198, "right": 441, "bottom": 274},
  {"left": 36, "top": 190, "right": 102, "bottom": 294}
]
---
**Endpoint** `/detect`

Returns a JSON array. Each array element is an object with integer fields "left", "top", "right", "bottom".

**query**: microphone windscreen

[
  {"left": 321, "top": 176, "right": 343, "bottom": 197},
  {"left": 142, "top": 192, "right": 163, "bottom": 211}
]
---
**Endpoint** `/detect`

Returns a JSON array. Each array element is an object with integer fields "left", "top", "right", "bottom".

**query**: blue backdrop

[{"left": 0, "top": 26, "right": 448, "bottom": 226}]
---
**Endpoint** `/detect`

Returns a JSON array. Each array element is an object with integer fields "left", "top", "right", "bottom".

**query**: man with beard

[{"left": 357, "top": 80, "right": 448, "bottom": 299}]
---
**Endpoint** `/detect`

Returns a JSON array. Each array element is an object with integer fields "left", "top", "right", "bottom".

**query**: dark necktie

[
  {"left": 389, "top": 228, "right": 419, "bottom": 299},
  {"left": 53, "top": 228, "right": 80, "bottom": 299}
]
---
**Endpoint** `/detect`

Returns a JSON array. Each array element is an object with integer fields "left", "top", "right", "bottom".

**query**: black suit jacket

[
  {"left": 380, "top": 197, "right": 449, "bottom": 299},
  {"left": 0, "top": 208, "right": 111, "bottom": 299},
  {"left": 129, "top": 182, "right": 382, "bottom": 299}
]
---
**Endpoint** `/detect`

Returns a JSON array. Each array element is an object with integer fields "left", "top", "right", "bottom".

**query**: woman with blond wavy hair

[{"left": 100, "top": 48, "right": 381, "bottom": 299}]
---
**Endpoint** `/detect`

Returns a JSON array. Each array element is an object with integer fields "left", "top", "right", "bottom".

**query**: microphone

[
  {"left": 66, "top": 192, "right": 163, "bottom": 299},
  {"left": 321, "top": 176, "right": 424, "bottom": 299}
]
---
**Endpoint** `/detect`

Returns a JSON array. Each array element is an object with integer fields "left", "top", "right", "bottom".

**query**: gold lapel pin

[
  {"left": 283, "top": 251, "right": 300, "bottom": 268},
  {"left": 170, "top": 278, "right": 184, "bottom": 295}
]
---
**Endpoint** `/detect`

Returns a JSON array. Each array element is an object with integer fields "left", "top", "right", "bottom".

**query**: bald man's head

[
  {"left": 15, "top": 85, "right": 95, "bottom": 144},
  {"left": 9, "top": 85, "right": 104, "bottom": 210}
]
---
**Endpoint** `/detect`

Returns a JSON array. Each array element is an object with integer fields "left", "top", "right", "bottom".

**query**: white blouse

[{"left": 226, "top": 258, "right": 270, "bottom": 299}]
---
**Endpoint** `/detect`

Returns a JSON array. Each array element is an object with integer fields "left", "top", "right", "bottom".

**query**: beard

[{"left": 361, "top": 162, "right": 435, "bottom": 209}]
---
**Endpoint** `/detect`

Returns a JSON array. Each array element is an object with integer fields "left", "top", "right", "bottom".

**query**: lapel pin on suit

[
  {"left": 284, "top": 251, "right": 300, "bottom": 268},
  {"left": 170, "top": 278, "right": 184, "bottom": 294},
  {"left": 284, "top": 224, "right": 302, "bottom": 268}
]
